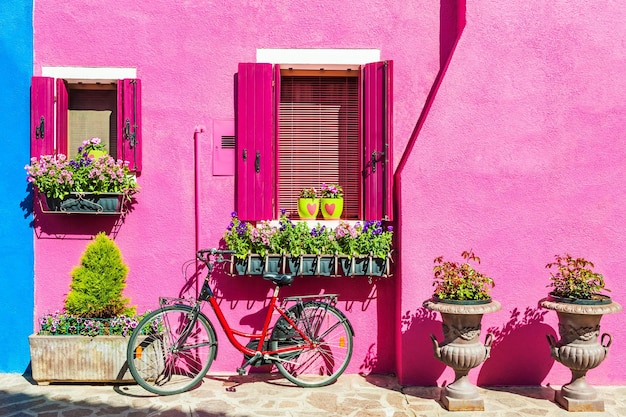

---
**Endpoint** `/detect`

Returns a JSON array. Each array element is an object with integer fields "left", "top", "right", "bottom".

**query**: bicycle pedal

[{"left": 236, "top": 367, "right": 247, "bottom": 376}]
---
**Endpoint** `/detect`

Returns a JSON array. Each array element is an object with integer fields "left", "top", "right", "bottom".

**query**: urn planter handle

[
  {"left": 484, "top": 332, "right": 494, "bottom": 348},
  {"left": 484, "top": 333, "right": 494, "bottom": 359},
  {"left": 430, "top": 334, "right": 441, "bottom": 359},
  {"left": 546, "top": 333, "right": 560, "bottom": 360},
  {"left": 600, "top": 333, "right": 612, "bottom": 349},
  {"left": 546, "top": 333, "right": 558, "bottom": 348}
]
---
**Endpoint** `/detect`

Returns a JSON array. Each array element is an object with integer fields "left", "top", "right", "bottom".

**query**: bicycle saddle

[{"left": 263, "top": 273, "right": 294, "bottom": 287}]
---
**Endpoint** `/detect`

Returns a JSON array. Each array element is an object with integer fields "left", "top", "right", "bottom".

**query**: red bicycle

[{"left": 126, "top": 248, "right": 354, "bottom": 395}]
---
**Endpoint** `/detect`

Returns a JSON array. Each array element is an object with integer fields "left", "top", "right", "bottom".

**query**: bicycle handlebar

[{"left": 196, "top": 248, "right": 235, "bottom": 262}]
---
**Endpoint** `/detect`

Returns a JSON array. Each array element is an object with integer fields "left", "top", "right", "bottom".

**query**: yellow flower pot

[
  {"left": 298, "top": 198, "right": 319, "bottom": 220},
  {"left": 321, "top": 197, "right": 343, "bottom": 219},
  {"left": 88, "top": 149, "right": 108, "bottom": 160}
]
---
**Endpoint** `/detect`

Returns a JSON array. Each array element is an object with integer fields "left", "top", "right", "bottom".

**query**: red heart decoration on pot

[
  {"left": 307, "top": 203, "right": 317, "bottom": 215},
  {"left": 324, "top": 203, "right": 336, "bottom": 215}
]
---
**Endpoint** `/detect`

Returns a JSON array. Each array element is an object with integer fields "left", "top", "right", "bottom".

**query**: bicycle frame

[
  {"left": 186, "top": 253, "right": 339, "bottom": 371},
  {"left": 127, "top": 249, "right": 354, "bottom": 394}
]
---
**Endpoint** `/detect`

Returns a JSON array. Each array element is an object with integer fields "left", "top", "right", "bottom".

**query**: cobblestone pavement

[{"left": 0, "top": 373, "right": 625, "bottom": 417}]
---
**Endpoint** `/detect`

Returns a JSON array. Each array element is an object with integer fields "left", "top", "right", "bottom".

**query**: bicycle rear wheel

[
  {"left": 270, "top": 301, "right": 353, "bottom": 387},
  {"left": 127, "top": 305, "right": 217, "bottom": 395}
]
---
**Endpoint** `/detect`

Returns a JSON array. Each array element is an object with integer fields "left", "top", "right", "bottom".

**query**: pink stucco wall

[
  {"left": 397, "top": 1, "right": 626, "bottom": 386},
  {"left": 33, "top": 1, "right": 625, "bottom": 385}
]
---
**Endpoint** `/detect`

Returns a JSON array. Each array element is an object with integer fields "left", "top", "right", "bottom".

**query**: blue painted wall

[{"left": 0, "top": 0, "right": 33, "bottom": 372}]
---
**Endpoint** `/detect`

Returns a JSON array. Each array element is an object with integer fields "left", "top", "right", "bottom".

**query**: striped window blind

[{"left": 278, "top": 73, "right": 360, "bottom": 219}]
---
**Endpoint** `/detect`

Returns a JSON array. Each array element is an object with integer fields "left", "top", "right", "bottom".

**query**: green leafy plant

[
  {"left": 299, "top": 187, "right": 318, "bottom": 198},
  {"left": 276, "top": 213, "right": 314, "bottom": 257},
  {"left": 223, "top": 211, "right": 394, "bottom": 259},
  {"left": 433, "top": 250, "right": 494, "bottom": 301},
  {"left": 65, "top": 232, "right": 136, "bottom": 318},
  {"left": 320, "top": 183, "right": 343, "bottom": 198},
  {"left": 546, "top": 254, "right": 609, "bottom": 299},
  {"left": 333, "top": 221, "right": 360, "bottom": 256},
  {"left": 304, "top": 225, "right": 339, "bottom": 255},
  {"left": 249, "top": 220, "right": 280, "bottom": 257},
  {"left": 223, "top": 212, "right": 252, "bottom": 259},
  {"left": 354, "top": 220, "right": 394, "bottom": 258},
  {"left": 25, "top": 137, "right": 139, "bottom": 200}
]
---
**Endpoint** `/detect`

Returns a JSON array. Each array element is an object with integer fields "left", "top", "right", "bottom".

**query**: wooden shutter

[
  {"left": 118, "top": 79, "right": 142, "bottom": 172},
  {"left": 30, "top": 77, "right": 55, "bottom": 157},
  {"left": 56, "top": 79, "right": 69, "bottom": 156},
  {"left": 278, "top": 71, "right": 360, "bottom": 219},
  {"left": 235, "top": 63, "right": 275, "bottom": 221},
  {"left": 363, "top": 60, "right": 393, "bottom": 221}
]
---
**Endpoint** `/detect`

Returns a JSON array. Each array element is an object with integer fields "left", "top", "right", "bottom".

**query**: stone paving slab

[{"left": 0, "top": 373, "right": 624, "bottom": 416}]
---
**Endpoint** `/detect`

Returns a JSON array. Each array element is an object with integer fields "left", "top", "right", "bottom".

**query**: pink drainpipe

[{"left": 194, "top": 125, "right": 206, "bottom": 295}]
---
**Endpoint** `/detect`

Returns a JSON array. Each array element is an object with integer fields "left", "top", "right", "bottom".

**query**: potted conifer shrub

[
  {"left": 29, "top": 232, "right": 147, "bottom": 384},
  {"left": 539, "top": 254, "right": 622, "bottom": 411},
  {"left": 423, "top": 250, "right": 501, "bottom": 411}
]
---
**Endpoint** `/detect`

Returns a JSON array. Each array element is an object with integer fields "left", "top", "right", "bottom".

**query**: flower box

[
  {"left": 29, "top": 334, "right": 139, "bottom": 383},
  {"left": 229, "top": 254, "right": 392, "bottom": 278},
  {"left": 224, "top": 212, "right": 393, "bottom": 278},
  {"left": 288, "top": 255, "right": 336, "bottom": 276},
  {"left": 340, "top": 255, "right": 391, "bottom": 277},
  {"left": 41, "top": 192, "right": 125, "bottom": 214},
  {"left": 26, "top": 137, "right": 139, "bottom": 215},
  {"left": 230, "top": 254, "right": 285, "bottom": 275}
]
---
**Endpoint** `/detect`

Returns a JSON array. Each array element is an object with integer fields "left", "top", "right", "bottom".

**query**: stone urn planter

[
  {"left": 423, "top": 298, "right": 501, "bottom": 411},
  {"left": 539, "top": 296, "right": 621, "bottom": 412}
]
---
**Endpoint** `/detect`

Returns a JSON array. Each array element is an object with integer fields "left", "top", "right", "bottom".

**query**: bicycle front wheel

[
  {"left": 271, "top": 302, "right": 354, "bottom": 387},
  {"left": 127, "top": 305, "right": 217, "bottom": 395}
]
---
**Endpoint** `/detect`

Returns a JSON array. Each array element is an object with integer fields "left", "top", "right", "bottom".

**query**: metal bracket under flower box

[{"left": 38, "top": 192, "right": 127, "bottom": 215}]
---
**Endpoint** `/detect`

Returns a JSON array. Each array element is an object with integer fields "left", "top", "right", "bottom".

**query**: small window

[
  {"left": 278, "top": 71, "right": 360, "bottom": 219},
  {"left": 31, "top": 76, "right": 142, "bottom": 172},
  {"left": 67, "top": 83, "right": 118, "bottom": 158}
]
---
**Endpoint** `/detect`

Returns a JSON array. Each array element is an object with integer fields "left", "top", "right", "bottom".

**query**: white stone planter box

[{"left": 29, "top": 335, "right": 135, "bottom": 384}]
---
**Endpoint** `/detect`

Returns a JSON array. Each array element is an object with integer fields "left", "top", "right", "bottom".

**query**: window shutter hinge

[
  {"left": 371, "top": 151, "right": 384, "bottom": 173},
  {"left": 35, "top": 116, "right": 45, "bottom": 139}
]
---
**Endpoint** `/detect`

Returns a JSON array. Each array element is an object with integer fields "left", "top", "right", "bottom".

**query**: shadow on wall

[
  {"left": 197, "top": 262, "right": 398, "bottom": 374},
  {"left": 478, "top": 307, "right": 555, "bottom": 386},
  {"left": 356, "top": 278, "right": 397, "bottom": 374},
  {"left": 440, "top": 0, "right": 466, "bottom": 67},
  {"left": 400, "top": 307, "right": 447, "bottom": 385},
  {"left": 395, "top": 0, "right": 467, "bottom": 175}
]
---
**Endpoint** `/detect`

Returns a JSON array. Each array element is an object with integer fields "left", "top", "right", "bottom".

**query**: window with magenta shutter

[
  {"left": 235, "top": 61, "right": 393, "bottom": 222},
  {"left": 30, "top": 77, "right": 142, "bottom": 173}
]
